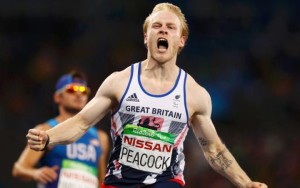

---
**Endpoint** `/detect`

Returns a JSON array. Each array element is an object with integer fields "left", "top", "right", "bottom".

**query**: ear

[
  {"left": 179, "top": 35, "right": 186, "bottom": 48},
  {"left": 53, "top": 93, "right": 60, "bottom": 104},
  {"left": 144, "top": 33, "right": 148, "bottom": 47}
]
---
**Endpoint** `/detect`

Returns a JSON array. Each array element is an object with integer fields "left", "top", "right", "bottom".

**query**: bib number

[{"left": 119, "top": 124, "right": 175, "bottom": 174}]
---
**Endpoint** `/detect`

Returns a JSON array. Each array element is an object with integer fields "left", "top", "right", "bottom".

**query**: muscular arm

[
  {"left": 187, "top": 76, "right": 266, "bottom": 188},
  {"left": 191, "top": 113, "right": 251, "bottom": 187},
  {"left": 27, "top": 72, "right": 121, "bottom": 151}
]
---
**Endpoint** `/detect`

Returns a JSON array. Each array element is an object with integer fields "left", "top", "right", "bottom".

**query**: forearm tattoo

[
  {"left": 209, "top": 149, "right": 232, "bottom": 172},
  {"left": 198, "top": 137, "right": 233, "bottom": 171},
  {"left": 198, "top": 137, "right": 208, "bottom": 146}
]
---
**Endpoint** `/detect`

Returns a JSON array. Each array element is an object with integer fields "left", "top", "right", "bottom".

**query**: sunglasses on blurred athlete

[{"left": 57, "top": 84, "right": 90, "bottom": 95}]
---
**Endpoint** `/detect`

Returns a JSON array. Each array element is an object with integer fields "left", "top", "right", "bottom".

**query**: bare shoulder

[
  {"left": 110, "top": 66, "right": 131, "bottom": 84},
  {"left": 186, "top": 74, "right": 211, "bottom": 99},
  {"left": 97, "top": 66, "right": 132, "bottom": 99},
  {"left": 100, "top": 66, "right": 131, "bottom": 89},
  {"left": 185, "top": 74, "right": 212, "bottom": 116}
]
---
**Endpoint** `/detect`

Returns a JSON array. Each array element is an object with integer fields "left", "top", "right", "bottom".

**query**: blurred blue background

[{"left": 0, "top": 0, "right": 299, "bottom": 187}]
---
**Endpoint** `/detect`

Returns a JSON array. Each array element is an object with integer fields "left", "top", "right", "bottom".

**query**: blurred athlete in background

[{"left": 13, "top": 71, "right": 109, "bottom": 188}]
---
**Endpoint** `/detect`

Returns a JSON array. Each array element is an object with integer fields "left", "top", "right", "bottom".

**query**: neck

[
  {"left": 56, "top": 107, "right": 79, "bottom": 122},
  {"left": 142, "top": 59, "right": 179, "bottom": 82}
]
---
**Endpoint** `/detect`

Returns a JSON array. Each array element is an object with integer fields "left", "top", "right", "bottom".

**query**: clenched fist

[{"left": 26, "top": 129, "right": 49, "bottom": 151}]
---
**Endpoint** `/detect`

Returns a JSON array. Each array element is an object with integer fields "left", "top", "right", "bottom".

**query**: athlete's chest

[{"left": 139, "top": 77, "right": 176, "bottom": 95}]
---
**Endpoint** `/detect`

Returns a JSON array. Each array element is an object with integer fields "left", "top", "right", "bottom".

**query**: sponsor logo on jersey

[
  {"left": 119, "top": 124, "right": 174, "bottom": 174},
  {"left": 126, "top": 93, "right": 140, "bottom": 102}
]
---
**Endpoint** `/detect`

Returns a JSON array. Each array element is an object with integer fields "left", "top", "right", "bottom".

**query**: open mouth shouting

[{"left": 157, "top": 38, "right": 168, "bottom": 52}]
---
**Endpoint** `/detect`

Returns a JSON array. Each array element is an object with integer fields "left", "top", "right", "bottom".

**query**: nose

[
  {"left": 74, "top": 91, "right": 85, "bottom": 96},
  {"left": 159, "top": 26, "right": 168, "bottom": 35},
  {"left": 159, "top": 30, "right": 168, "bottom": 35}
]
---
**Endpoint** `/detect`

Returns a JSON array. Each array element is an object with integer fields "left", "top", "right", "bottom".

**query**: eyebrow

[{"left": 152, "top": 21, "right": 177, "bottom": 27}]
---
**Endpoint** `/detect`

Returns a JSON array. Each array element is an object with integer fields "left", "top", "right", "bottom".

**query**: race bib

[
  {"left": 57, "top": 159, "right": 98, "bottom": 188},
  {"left": 119, "top": 124, "right": 175, "bottom": 174}
]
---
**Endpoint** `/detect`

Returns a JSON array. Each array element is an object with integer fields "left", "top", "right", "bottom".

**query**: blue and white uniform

[
  {"left": 105, "top": 62, "right": 189, "bottom": 187},
  {"left": 39, "top": 119, "right": 102, "bottom": 188}
]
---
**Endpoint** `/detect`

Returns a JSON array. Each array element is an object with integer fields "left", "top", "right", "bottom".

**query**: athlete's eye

[
  {"left": 152, "top": 23, "right": 161, "bottom": 29},
  {"left": 168, "top": 25, "right": 175, "bottom": 30}
]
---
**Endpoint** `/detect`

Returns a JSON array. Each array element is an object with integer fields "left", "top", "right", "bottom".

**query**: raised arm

[
  {"left": 27, "top": 72, "right": 118, "bottom": 151},
  {"left": 187, "top": 77, "right": 267, "bottom": 188}
]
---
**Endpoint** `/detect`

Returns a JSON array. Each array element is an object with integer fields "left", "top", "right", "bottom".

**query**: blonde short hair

[{"left": 143, "top": 3, "right": 189, "bottom": 52}]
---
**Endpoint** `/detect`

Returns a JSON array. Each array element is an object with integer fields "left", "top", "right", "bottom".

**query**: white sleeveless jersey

[{"left": 105, "top": 62, "right": 189, "bottom": 187}]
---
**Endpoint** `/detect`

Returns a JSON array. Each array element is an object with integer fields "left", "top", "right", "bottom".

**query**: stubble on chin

[{"left": 63, "top": 106, "right": 82, "bottom": 114}]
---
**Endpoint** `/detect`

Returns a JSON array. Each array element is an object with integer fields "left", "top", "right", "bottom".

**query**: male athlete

[
  {"left": 14, "top": 71, "right": 109, "bottom": 188},
  {"left": 26, "top": 3, "right": 268, "bottom": 188}
]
